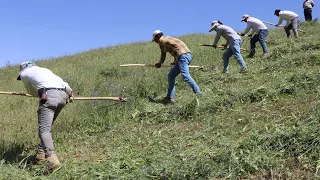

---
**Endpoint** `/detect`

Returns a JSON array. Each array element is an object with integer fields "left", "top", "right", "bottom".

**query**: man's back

[
  {"left": 215, "top": 25, "right": 241, "bottom": 45},
  {"left": 280, "top": 10, "right": 299, "bottom": 19},
  {"left": 159, "top": 36, "right": 190, "bottom": 59},
  {"left": 245, "top": 17, "right": 268, "bottom": 34},
  {"left": 20, "top": 66, "right": 65, "bottom": 96}
]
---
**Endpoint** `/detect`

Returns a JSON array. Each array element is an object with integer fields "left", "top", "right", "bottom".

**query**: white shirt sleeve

[
  {"left": 243, "top": 23, "right": 252, "bottom": 35},
  {"left": 277, "top": 16, "right": 284, "bottom": 26},
  {"left": 286, "top": 20, "right": 290, "bottom": 26},
  {"left": 22, "top": 77, "right": 38, "bottom": 97},
  {"left": 213, "top": 29, "right": 222, "bottom": 46}
]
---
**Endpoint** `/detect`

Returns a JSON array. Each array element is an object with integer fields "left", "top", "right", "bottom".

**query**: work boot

[
  {"left": 247, "top": 53, "right": 254, "bottom": 58},
  {"left": 247, "top": 49, "right": 255, "bottom": 58},
  {"left": 46, "top": 154, "right": 61, "bottom": 171},
  {"left": 35, "top": 150, "right": 45, "bottom": 164},
  {"left": 161, "top": 97, "right": 175, "bottom": 105}
]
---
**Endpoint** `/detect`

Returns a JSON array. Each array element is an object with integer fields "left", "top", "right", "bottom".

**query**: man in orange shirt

[{"left": 152, "top": 30, "right": 201, "bottom": 103}]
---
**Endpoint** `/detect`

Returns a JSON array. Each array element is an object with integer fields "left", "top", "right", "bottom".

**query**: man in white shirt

[
  {"left": 274, "top": 9, "right": 300, "bottom": 38},
  {"left": 17, "top": 61, "right": 73, "bottom": 172},
  {"left": 209, "top": 21, "right": 247, "bottom": 73},
  {"left": 240, "top": 14, "right": 269, "bottom": 58},
  {"left": 303, "top": 0, "right": 315, "bottom": 21}
]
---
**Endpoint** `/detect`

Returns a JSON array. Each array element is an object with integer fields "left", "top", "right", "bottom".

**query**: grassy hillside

[{"left": 1, "top": 20, "right": 320, "bottom": 179}]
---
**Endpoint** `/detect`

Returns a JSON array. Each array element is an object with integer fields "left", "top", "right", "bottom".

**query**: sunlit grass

[{"left": 0, "top": 20, "right": 320, "bottom": 179}]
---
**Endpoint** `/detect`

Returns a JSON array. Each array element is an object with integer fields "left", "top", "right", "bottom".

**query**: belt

[{"left": 39, "top": 87, "right": 66, "bottom": 92}]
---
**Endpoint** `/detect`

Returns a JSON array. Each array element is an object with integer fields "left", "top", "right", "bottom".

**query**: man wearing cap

[
  {"left": 17, "top": 61, "right": 73, "bottom": 171},
  {"left": 240, "top": 14, "right": 269, "bottom": 58},
  {"left": 303, "top": 0, "right": 315, "bottom": 21},
  {"left": 152, "top": 30, "right": 201, "bottom": 104},
  {"left": 274, "top": 9, "right": 300, "bottom": 38},
  {"left": 209, "top": 21, "right": 247, "bottom": 73}
]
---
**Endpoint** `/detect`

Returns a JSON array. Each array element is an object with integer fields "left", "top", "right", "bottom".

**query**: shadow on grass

[
  {"left": 147, "top": 96, "right": 174, "bottom": 105},
  {"left": 0, "top": 142, "right": 63, "bottom": 175},
  {"left": 0, "top": 143, "right": 25, "bottom": 163},
  {"left": 0, "top": 142, "right": 35, "bottom": 167}
]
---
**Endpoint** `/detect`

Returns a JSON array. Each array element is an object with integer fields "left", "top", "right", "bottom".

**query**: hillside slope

[{"left": 0, "top": 20, "right": 320, "bottom": 179}]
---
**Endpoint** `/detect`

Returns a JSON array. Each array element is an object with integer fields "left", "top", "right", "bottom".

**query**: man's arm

[
  {"left": 213, "top": 29, "right": 222, "bottom": 46},
  {"left": 243, "top": 23, "right": 252, "bottom": 35},
  {"left": 155, "top": 45, "right": 167, "bottom": 68},
  {"left": 56, "top": 75, "right": 73, "bottom": 94},
  {"left": 286, "top": 21, "right": 290, "bottom": 26},
  {"left": 276, "top": 15, "right": 284, "bottom": 26},
  {"left": 20, "top": 72, "right": 38, "bottom": 96},
  {"left": 63, "top": 82, "right": 73, "bottom": 95},
  {"left": 23, "top": 80, "right": 38, "bottom": 97},
  {"left": 159, "top": 46, "right": 166, "bottom": 64}
]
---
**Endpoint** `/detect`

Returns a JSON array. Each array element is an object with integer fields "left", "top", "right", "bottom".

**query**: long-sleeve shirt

[
  {"left": 243, "top": 17, "right": 268, "bottom": 35},
  {"left": 158, "top": 36, "right": 190, "bottom": 63},
  {"left": 277, "top": 10, "right": 299, "bottom": 26},
  {"left": 303, "top": 0, "right": 315, "bottom": 9},
  {"left": 19, "top": 66, "right": 72, "bottom": 97},
  {"left": 213, "top": 25, "right": 241, "bottom": 46}
]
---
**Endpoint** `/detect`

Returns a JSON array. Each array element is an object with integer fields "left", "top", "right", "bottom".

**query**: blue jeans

[
  {"left": 223, "top": 39, "right": 247, "bottom": 72},
  {"left": 167, "top": 53, "right": 201, "bottom": 99},
  {"left": 250, "top": 29, "right": 268, "bottom": 54}
]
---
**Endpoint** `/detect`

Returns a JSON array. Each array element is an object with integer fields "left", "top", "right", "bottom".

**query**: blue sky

[{"left": 0, "top": 0, "right": 318, "bottom": 67}]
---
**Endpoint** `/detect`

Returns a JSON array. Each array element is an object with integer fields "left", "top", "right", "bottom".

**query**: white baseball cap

[
  {"left": 152, "top": 30, "right": 162, "bottom": 41},
  {"left": 209, "top": 21, "right": 220, "bottom": 32},
  {"left": 17, "top": 61, "right": 35, "bottom": 80},
  {"left": 241, "top": 14, "right": 250, "bottom": 21}
]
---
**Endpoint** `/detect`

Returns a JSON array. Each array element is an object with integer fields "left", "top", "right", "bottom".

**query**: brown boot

[
  {"left": 35, "top": 150, "right": 45, "bottom": 164},
  {"left": 46, "top": 154, "right": 61, "bottom": 171}
]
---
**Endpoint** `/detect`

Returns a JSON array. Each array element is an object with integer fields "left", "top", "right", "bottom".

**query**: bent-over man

[
  {"left": 209, "top": 21, "right": 247, "bottom": 73},
  {"left": 240, "top": 14, "right": 269, "bottom": 58},
  {"left": 274, "top": 9, "right": 300, "bottom": 38},
  {"left": 17, "top": 61, "right": 73, "bottom": 171},
  {"left": 152, "top": 30, "right": 201, "bottom": 104}
]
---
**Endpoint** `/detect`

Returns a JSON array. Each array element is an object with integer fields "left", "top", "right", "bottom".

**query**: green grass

[{"left": 1, "top": 19, "right": 320, "bottom": 179}]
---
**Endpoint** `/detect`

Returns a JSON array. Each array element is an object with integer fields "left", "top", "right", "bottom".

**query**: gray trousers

[
  {"left": 285, "top": 17, "right": 299, "bottom": 38},
  {"left": 37, "top": 89, "right": 67, "bottom": 156}
]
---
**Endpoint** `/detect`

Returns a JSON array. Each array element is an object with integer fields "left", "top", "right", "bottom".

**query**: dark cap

[{"left": 274, "top": 9, "right": 281, "bottom": 15}]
